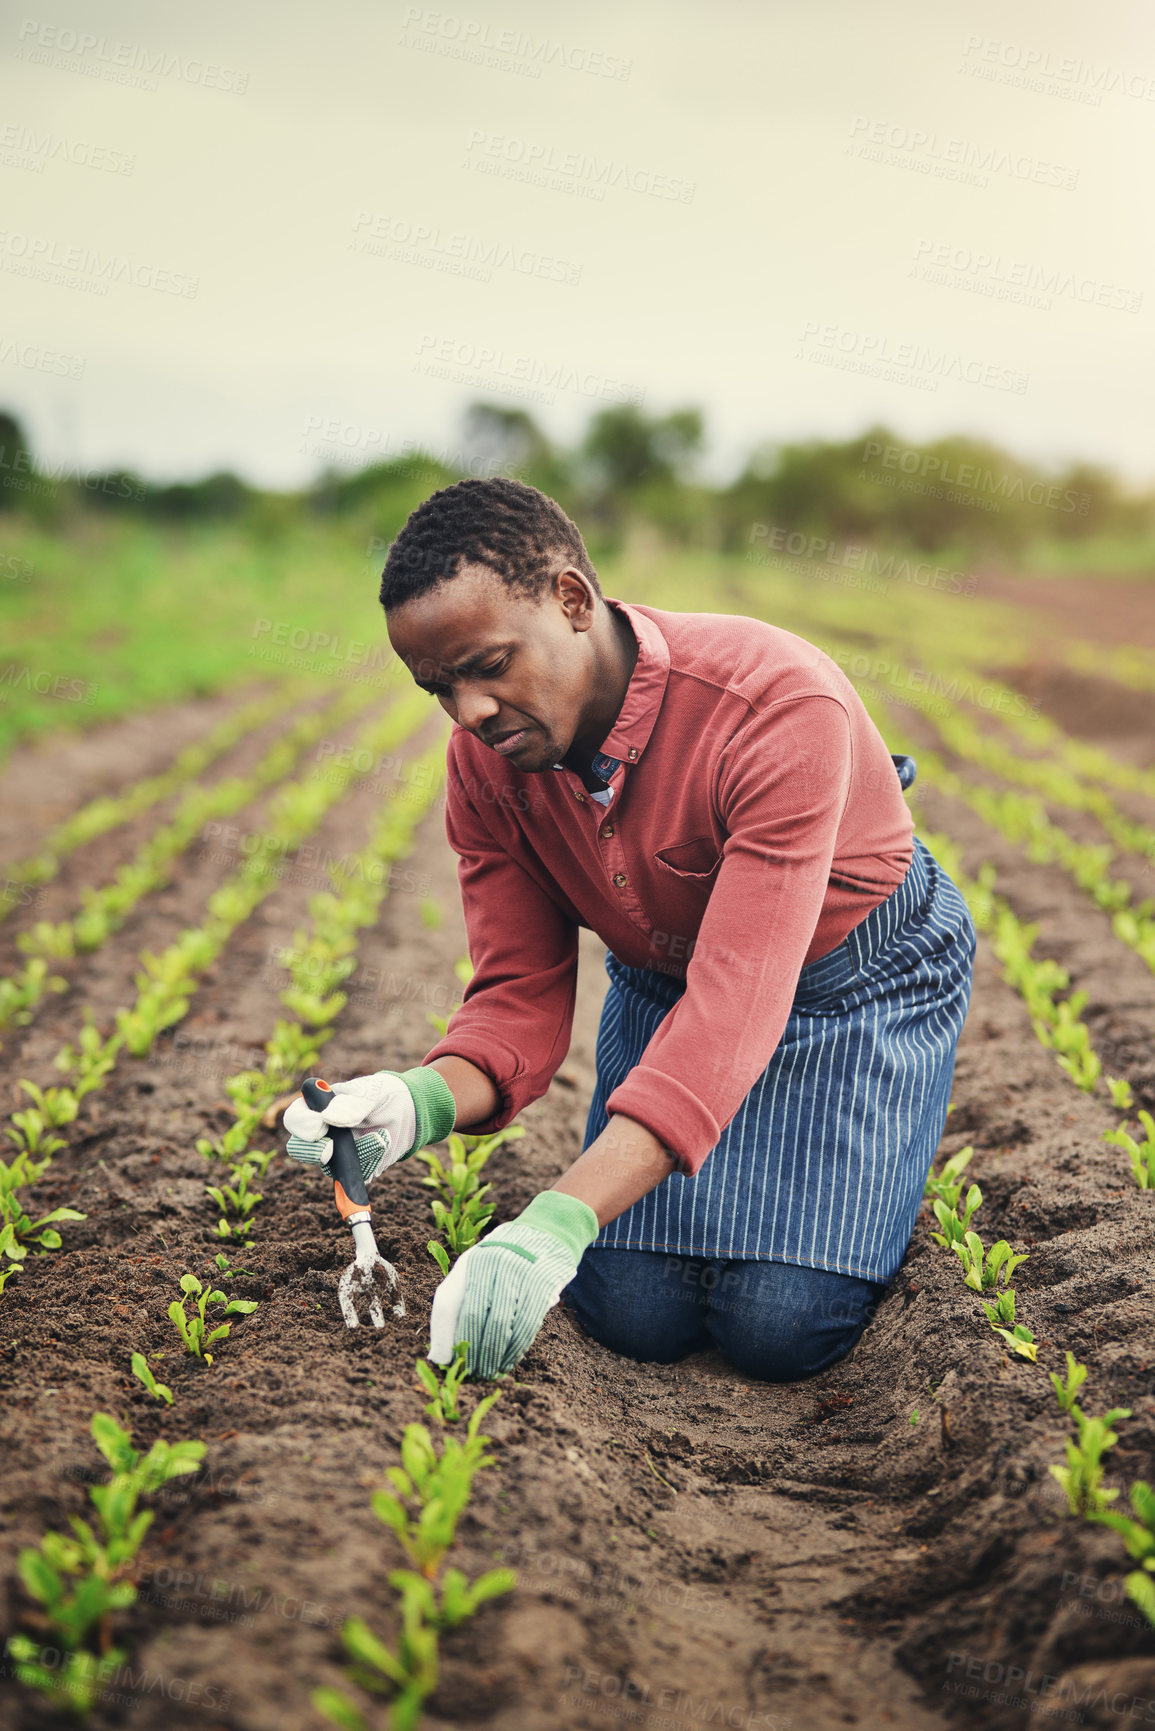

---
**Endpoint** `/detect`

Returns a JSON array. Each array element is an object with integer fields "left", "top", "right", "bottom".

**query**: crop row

[
  {"left": 0, "top": 682, "right": 384, "bottom": 1046},
  {"left": 851, "top": 681, "right": 1150, "bottom": 1101},
  {"left": 922, "top": 1146, "right": 1155, "bottom": 1631},
  {"left": 186, "top": 752, "right": 532, "bottom": 1718},
  {"left": 923, "top": 704, "right": 1155, "bottom": 871},
  {"left": 197, "top": 737, "right": 449, "bottom": 1248},
  {"left": 0, "top": 680, "right": 309, "bottom": 922},
  {"left": 909, "top": 746, "right": 1155, "bottom": 975},
  {"left": 1061, "top": 639, "right": 1155, "bottom": 700},
  {"left": 720, "top": 560, "right": 1153, "bottom": 833},
  {"left": 917, "top": 826, "right": 1112, "bottom": 1098},
  {"left": 0, "top": 690, "right": 430, "bottom": 1295},
  {"left": 977, "top": 691, "right": 1155, "bottom": 808}
]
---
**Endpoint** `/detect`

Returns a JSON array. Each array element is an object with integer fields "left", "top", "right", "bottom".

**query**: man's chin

[{"left": 519, "top": 741, "right": 560, "bottom": 774}]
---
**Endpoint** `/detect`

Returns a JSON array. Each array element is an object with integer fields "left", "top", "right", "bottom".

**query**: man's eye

[{"left": 476, "top": 660, "right": 508, "bottom": 678}]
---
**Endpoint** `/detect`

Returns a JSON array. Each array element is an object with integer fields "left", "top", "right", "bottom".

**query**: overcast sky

[{"left": 3, "top": 0, "right": 1153, "bottom": 487}]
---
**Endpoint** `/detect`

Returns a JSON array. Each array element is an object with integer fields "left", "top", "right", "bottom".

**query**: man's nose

[{"left": 455, "top": 687, "right": 500, "bottom": 733}]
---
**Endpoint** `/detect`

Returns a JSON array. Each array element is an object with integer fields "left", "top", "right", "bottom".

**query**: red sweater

[{"left": 423, "top": 599, "right": 914, "bottom": 1173}]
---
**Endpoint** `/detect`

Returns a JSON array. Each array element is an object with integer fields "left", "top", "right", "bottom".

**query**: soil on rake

[{"left": 2, "top": 672, "right": 1155, "bottom": 1731}]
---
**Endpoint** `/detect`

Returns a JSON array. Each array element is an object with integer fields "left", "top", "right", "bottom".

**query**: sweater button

[
  {"left": 600, "top": 824, "right": 614, "bottom": 839},
  {"left": 612, "top": 872, "right": 627, "bottom": 888},
  {"left": 575, "top": 790, "right": 586, "bottom": 802}
]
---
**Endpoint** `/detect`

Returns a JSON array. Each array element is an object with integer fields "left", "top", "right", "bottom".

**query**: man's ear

[{"left": 554, "top": 568, "right": 597, "bottom": 631}]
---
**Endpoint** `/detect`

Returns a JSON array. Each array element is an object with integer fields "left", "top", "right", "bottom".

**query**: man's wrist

[
  {"left": 396, "top": 1065, "right": 457, "bottom": 1155},
  {"left": 520, "top": 1190, "right": 600, "bottom": 1261}
]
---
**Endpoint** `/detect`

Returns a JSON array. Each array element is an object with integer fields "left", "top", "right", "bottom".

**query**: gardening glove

[
  {"left": 429, "top": 1190, "right": 600, "bottom": 1379},
  {"left": 283, "top": 1067, "right": 456, "bottom": 1185}
]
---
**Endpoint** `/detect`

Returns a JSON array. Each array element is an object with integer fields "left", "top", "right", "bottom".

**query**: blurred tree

[
  {"left": 582, "top": 403, "right": 704, "bottom": 492},
  {"left": 0, "top": 410, "right": 33, "bottom": 510},
  {"left": 148, "top": 471, "right": 252, "bottom": 518},
  {"left": 463, "top": 403, "right": 553, "bottom": 476}
]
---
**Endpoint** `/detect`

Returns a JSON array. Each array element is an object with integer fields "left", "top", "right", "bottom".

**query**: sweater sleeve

[
  {"left": 605, "top": 694, "right": 856, "bottom": 1173},
  {"left": 421, "top": 745, "right": 580, "bottom": 1133}
]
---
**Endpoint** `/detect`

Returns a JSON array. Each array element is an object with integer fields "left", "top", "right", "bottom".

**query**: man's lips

[{"left": 486, "top": 725, "right": 532, "bottom": 756}]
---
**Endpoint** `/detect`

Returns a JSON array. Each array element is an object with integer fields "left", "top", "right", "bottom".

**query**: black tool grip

[{"left": 301, "top": 1076, "right": 370, "bottom": 1213}]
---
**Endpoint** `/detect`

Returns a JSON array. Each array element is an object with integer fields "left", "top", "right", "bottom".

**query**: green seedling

[
  {"left": 930, "top": 1183, "right": 982, "bottom": 1249},
  {"left": 314, "top": 1564, "right": 516, "bottom": 1731},
  {"left": 982, "top": 1288, "right": 1017, "bottom": 1328},
  {"left": 16, "top": 919, "right": 76, "bottom": 961},
  {"left": 167, "top": 1272, "right": 257, "bottom": 1364},
  {"left": 372, "top": 1395, "right": 501, "bottom": 1579},
  {"left": 952, "top": 1229, "right": 1029, "bottom": 1293},
  {"left": 419, "top": 898, "right": 443, "bottom": 930},
  {"left": 0, "top": 1192, "right": 87, "bottom": 1257},
  {"left": 1091, "top": 1479, "right": 1155, "bottom": 1629},
  {"left": 264, "top": 1015, "right": 330, "bottom": 1085},
  {"left": 213, "top": 1251, "right": 254, "bottom": 1280},
  {"left": 1050, "top": 1351, "right": 1089, "bottom": 1414},
  {"left": 416, "top": 1345, "right": 469, "bottom": 1425},
  {"left": 196, "top": 1118, "right": 257, "bottom": 1164},
  {"left": 223, "top": 1068, "right": 278, "bottom": 1117},
  {"left": 11, "top": 1412, "right": 204, "bottom": 1715},
  {"left": 0, "top": 956, "right": 68, "bottom": 1041},
  {"left": 240, "top": 1145, "right": 277, "bottom": 1177},
  {"left": 1104, "top": 1111, "right": 1155, "bottom": 1190},
  {"left": 419, "top": 1125, "right": 525, "bottom": 1267},
  {"left": 6, "top": 1107, "right": 67, "bottom": 1162},
  {"left": 0, "top": 1149, "right": 86, "bottom": 1258},
  {"left": 1051, "top": 1402, "right": 1133, "bottom": 1516},
  {"left": 1107, "top": 1076, "right": 1135, "bottom": 1111},
  {"left": 130, "top": 1351, "right": 173, "bottom": 1405},
  {"left": 279, "top": 982, "right": 349, "bottom": 1027},
  {"left": 17, "top": 1079, "right": 79, "bottom": 1128},
  {"left": 206, "top": 1162, "right": 263, "bottom": 1242},
  {"left": 53, "top": 1014, "right": 120, "bottom": 1100},
  {"left": 981, "top": 1289, "right": 1038, "bottom": 1361},
  {"left": 1, "top": 1218, "right": 28, "bottom": 1289},
  {"left": 993, "top": 1327, "right": 1038, "bottom": 1364},
  {"left": 923, "top": 1145, "right": 974, "bottom": 1212}
]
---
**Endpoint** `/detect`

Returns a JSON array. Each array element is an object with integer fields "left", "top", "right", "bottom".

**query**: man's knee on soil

[
  {"left": 561, "top": 1252, "right": 711, "bottom": 1364},
  {"left": 704, "top": 1267, "right": 886, "bottom": 1381},
  {"left": 562, "top": 1292, "right": 703, "bottom": 1365}
]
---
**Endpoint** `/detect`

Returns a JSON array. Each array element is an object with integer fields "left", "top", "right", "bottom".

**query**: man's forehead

[{"left": 389, "top": 565, "right": 545, "bottom": 667}]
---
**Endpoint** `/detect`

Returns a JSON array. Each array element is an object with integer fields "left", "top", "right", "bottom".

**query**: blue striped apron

[{"left": 582, "top": 831, "right": 976, "bottom": 1283}]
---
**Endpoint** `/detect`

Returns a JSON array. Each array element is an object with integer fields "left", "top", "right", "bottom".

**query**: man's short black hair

[{"left": 378, "top": 476, "right": 600, "bottom": 611}]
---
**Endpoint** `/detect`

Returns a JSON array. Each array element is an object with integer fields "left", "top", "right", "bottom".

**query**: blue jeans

[{"left": 563, "top": 1248, "right": 887, "bottom": 1382}]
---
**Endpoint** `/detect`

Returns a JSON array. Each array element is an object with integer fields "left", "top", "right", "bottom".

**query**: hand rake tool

[{"left": 301, "top": 1076, "right": 405, "bottom": 1328}]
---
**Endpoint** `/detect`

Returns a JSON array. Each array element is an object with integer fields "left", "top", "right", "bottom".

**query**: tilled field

[{"left": 2, "top": 649, "right": 1154, "bottom": 1731}]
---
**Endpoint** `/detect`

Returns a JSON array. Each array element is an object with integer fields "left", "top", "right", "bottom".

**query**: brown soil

[
  {"left": 2, "top": 665, "right": 1155, "bottom": 1731},
  {"left": 998, "top": 665, "right": 1154, "bottom": 758},
  {"left": 977, "top": 572, "right": 1155, "bottom": 654},
  {"left": 0, "top": 683, "right": 281, "bottom": 863}
]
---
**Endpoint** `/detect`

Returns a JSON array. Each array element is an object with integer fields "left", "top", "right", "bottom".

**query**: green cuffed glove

[
  {"left": 282, "top": 1066, "right": 457, "bottom": 1183},
  {"left": 428, "top": 1190, "right": 600, "bottom": 1378}
]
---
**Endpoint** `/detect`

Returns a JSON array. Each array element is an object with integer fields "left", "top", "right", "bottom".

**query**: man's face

[{"left": 386, "top": 562, "right": 596, "bottom": 772}]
